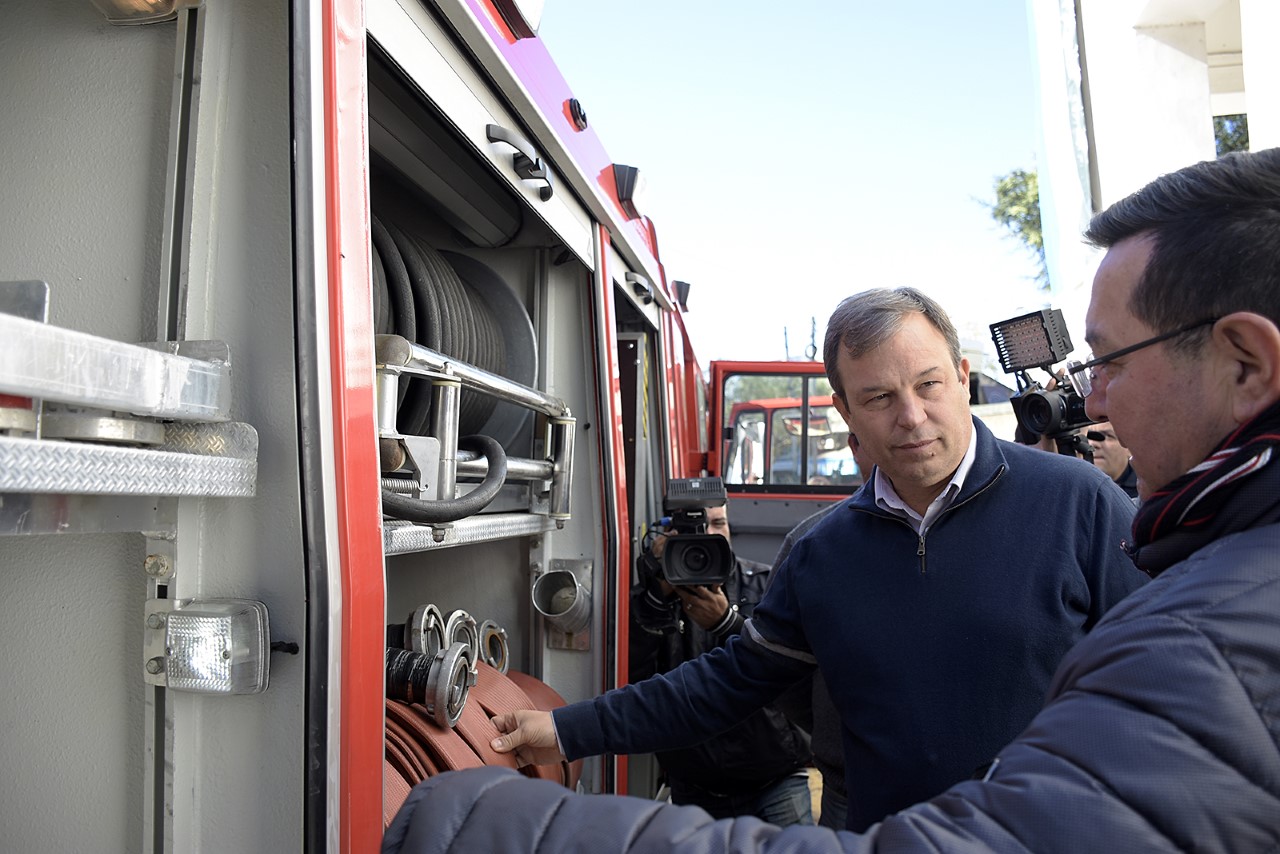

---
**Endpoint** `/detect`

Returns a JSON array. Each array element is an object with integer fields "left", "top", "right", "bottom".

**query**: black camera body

[
  {"left": 660, "top": 477, "right": 733, "bottom": 587},
  {"left": 1008, "top": 386, "right": 1092, "bottom": 438},
  {"left": 990, "top": 308, "right": 1096, "bottom": 455}
]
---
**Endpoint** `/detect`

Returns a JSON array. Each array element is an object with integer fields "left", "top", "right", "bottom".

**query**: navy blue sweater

[{"left": 555, "top": 419, "right": 1146, "bottom": 830}]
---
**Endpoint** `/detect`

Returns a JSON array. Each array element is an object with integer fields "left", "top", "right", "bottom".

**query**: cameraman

[
  {"left": 1086, "top": 420, "right": 1139, "bottom": 499},
  {"left": 629, "top": 502, "right": 813, "bottom": 826}
]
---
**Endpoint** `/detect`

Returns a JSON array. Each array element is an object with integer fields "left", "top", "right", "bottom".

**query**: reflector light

[{"left": 144, "top": 598, "right": 270, "bottom": 695}]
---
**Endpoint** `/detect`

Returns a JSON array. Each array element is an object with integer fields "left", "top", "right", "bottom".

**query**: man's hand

[
  {"left": 489, "top": 709, "right": 566, "bottom": 767},
  {"left": 674, "top": 584, "right": 729, "bottom": 630}
]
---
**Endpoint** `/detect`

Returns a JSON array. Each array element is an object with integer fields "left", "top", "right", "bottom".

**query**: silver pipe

[
  {"left": 548, "top": 416, "right": 575, "bottom": 524},
  {"left": 375, "top": 369, "right": 400, "bottom": 433},
  {"left": 376, "top": 335, "right": 570, "bottom": 418},
  {"left": 431, "top": 378, "right": 461, "bottom": 500},
  {"left": 456, "top": 450, "right": 553, "bottom": 481}
]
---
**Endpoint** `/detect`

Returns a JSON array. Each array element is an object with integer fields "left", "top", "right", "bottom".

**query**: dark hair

[
  {"left": 1085, "top": 148, "right": 1280, "bottom": 354},
  {"left": 822, "top": 287, "right": 962, "bottom": 400}
]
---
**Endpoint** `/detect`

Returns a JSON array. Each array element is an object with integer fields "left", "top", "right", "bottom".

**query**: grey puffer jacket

[{"left": 384, "top": 523, "right": 1280, "bottom": 853}]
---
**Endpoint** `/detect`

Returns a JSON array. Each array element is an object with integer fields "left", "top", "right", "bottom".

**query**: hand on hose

[
  {"left": 489, "top": 709, "right": 566, "bottom": 767},
  {"left": 674, "top": 584, "right": 729, "bottom": 630}
]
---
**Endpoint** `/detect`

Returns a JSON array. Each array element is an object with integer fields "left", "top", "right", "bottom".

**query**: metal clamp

[
  {"left": 444, "top": 609, "right": 480, "bottom": 674},
  {"left": 424, "top": 641, "right": 472, "bottom": 729},
  {"left": 407, "top": 603, "right": 446, "bottom": 658},
  {"left": 478, "top": 620, "right": 509, "bottom": 674}
]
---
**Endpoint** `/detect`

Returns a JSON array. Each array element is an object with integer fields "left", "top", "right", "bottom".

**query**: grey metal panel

[
  {"left": 160, "top": 2, "right": 306, "bottom": 852},
  {"left": 0, "top": 3, "right": 173, "bottom": 851},
  {"left": 728, "top": 497, "right": 843, "bottom": 566},
  {"left": 0, "top": 2, "right": 304, "bottom": 852}
]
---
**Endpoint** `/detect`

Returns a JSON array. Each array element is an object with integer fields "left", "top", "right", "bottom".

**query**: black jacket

[{"left": 629, "top": 556, "right": 810, "bottom": 797}]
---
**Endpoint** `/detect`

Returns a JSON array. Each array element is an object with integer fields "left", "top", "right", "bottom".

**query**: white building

[{"left": 1029, "top": 0, "right": 1280, "bottom": 343}]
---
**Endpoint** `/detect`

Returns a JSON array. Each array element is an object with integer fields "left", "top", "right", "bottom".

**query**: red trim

[
  {"left": 323, "top": 2, "right": 383, "bottom": 852},
  {"left": 595, "top": 229, "right": 632, "bottom": 791}
]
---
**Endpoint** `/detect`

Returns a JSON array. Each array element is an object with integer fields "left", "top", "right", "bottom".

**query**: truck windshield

[{"left": 722, "top": 373, "right": 862, "bottom": 490}]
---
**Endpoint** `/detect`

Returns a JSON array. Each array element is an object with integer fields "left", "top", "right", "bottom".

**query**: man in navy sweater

[{"left": 486, "top": 287, "right": 1145, "bottom": 831}]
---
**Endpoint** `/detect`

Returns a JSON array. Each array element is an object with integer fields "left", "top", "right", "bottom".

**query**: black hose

[
  {"left": 371, "top": 216, "right": 417, "bottom": 410},
  {"left": 385, "top": 647, "right": 432, "bottom": 704},
  {"left": 380, "top": 434, "right": 509, "bottom": 524}
]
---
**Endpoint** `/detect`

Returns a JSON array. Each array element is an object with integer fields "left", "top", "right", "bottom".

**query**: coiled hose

[{"left": 380, "top": 434, "right": 508, "bottom": 523}]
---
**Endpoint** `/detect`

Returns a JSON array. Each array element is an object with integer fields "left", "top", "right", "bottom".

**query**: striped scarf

[{"left": 1127, "top": 400, "right": 1280, "bottom": 576}]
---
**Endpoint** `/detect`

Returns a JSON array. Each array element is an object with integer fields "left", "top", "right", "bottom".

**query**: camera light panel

[{"left": 990, "top": 309, "right": 1073, "bottom": 372}]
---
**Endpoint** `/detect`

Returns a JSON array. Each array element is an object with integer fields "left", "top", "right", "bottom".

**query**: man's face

[
  {"left": 705, "top": 505, "right": 731, "bottom": 546},
  {"left": 1086, "top": 421, "right": 1130, "bottom": 482},
  {"left": 831, "top": 313, "right": 973, "bottom": 512},
  {"left": 1083, "top": 236, "right": 1235, "bottom": 499}
]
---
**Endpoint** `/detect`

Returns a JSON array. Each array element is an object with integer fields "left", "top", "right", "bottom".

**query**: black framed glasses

[{"left": 1066, "top": 317, "right": 1219, "bottom": 398}]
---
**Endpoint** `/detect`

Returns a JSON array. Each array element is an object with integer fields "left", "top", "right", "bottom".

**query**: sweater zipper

[
  {"left": 851, "top": 507, "right": 929, "bottom": 573},
  {"left": 852, "top": 464, "right": 1007, "bottom": 576}
]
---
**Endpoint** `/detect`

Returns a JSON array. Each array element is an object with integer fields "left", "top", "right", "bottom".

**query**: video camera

[
  {"left": 990, "top": 308, "right": 1096, "bottom": 459},
  {"left": 658, "top": 477, "right": 733, "bottom": 587}
]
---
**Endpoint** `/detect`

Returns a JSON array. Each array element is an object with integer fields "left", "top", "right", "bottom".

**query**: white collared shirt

[{"left": 873, "top": 424, "right": 978, "bottom": 535}]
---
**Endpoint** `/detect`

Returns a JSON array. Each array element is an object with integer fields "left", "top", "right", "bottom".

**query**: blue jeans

[
  {"left": 818, "top": 781, "right": 848, "bottom": 830},
  {"left": 670, "top": 772, "right": 814, "bottom": 827}
]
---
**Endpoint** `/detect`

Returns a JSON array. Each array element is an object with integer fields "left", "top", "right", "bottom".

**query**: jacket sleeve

[{"left": 555, "top": 622, "right": 814, "bottom": 762}]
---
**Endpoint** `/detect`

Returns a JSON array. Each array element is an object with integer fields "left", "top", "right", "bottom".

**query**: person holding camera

[
  {"left": 629, "top": 502, "right": 813, "bottom": 826},
  {"left": 1086, "top": 420, "right": 1139, "bottom": 499},
  {"left": 384, "top": 149, "right": 1280, "bottom": 854}
]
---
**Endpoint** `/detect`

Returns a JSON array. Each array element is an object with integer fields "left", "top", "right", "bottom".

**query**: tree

[
  {"left": 1214, "top": 114, "right": 1249, "bottom": 156},
  {"left": 987, "top": 168, "right": 1048, "bottom": 290}
]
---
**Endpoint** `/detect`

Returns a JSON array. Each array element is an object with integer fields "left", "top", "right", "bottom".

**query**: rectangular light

[
  {"left": 89, "top": 0, "right": 188, "bottom": 25},
  {"left": 145, "top": 598, "right": 270, "bottom": 695}
]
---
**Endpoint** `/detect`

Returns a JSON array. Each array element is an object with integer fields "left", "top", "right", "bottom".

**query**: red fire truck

[{"left": 0, "top": 1, "right": 718, "bottom": 851}]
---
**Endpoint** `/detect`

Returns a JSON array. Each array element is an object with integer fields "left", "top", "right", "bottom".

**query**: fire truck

[{"left": 0, "top": 1, "right": 717, "bottom": 851}]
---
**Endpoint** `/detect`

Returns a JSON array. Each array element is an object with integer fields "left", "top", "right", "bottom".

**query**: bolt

[
  {"left": 146, "top": 613, "right": 166, "bottom": 630},
  {"left": 145, "top": 657, "right": 166, "bottom": 675},
  {"left": 432, "top": 526, "right": 447, "bottom": 543},
  {"left": 143, "top": 554, "right": 173, "bottom": 579}
]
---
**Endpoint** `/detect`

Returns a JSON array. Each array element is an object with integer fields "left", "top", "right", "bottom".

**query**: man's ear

[{"left": 1212, "top": 312, "right": 1280, "bottom": 423}]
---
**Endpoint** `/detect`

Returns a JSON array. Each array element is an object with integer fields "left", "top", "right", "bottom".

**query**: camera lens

[
  {"left": 683, "top": 545, "right": 710, "bottom": 574},
  {"left": 1023, "top": 391, "right": 1058, "bottom": 435}
]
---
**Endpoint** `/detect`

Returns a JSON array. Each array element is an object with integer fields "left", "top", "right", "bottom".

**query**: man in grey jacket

[{"left": 382, "top": 149, "right": 1280, "bottom": 853}]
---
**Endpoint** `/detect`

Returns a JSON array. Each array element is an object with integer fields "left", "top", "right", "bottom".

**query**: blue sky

[{"left": 538, "top": 0, "right": 1050, "bottom": 367}]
